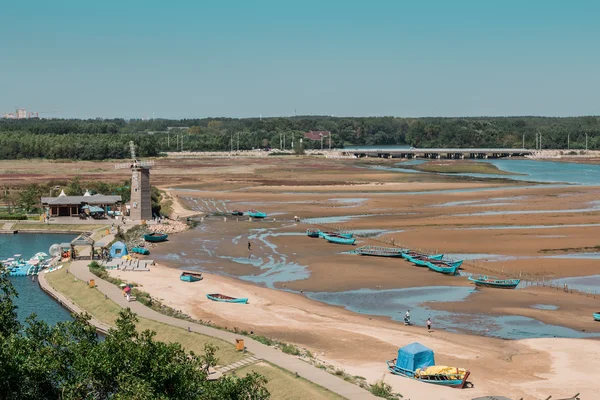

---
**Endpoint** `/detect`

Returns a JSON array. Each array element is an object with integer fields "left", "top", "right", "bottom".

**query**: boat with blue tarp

[
  {"left": 322, "top": 233, "right": 356, "bottom": 245},
  {"left": 468, "top": 275, "right": 520, "bottom": 289},
  {"left": 207, "top": 293, "right": 248, "bottom": 304},
  {"left": 387, "top": 342, "right": 470, "bottom": 388}
]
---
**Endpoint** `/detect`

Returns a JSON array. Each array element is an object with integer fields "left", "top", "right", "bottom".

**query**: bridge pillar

[
  {"left": 460, "top": 154, "right": 464, "bottom": 159},
  {"left": 508, "top": 154, "right": 512, "bottom": 158},
  {"left": 388, "top": 154, "right": 392, "bottom": 159},
  {"left": 484, "top": 154, "right": 488, "bottom": 159},
  {"left": 436, "top": 154, "right": 440, "bottom": 159}
]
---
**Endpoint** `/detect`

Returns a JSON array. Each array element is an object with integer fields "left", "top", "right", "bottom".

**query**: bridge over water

[{"left": 343, "top": 148, "right": 534, "bottom": 159}]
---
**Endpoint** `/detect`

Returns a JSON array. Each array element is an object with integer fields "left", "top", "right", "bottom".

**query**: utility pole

[
  {"left": 568, "top": 133, "right": 570, "bottom": 150},
  {"left": 230, "top": 135, "right": 233, "bottom": 153},
  {"left": 320, "top": 134, "right": 324, "bottom": 150},
  {"left": 284, "top": 132, "right": 286, "bottom": 150},
  {"left": 539, "top": 132, "right": 542, "bottom": 150},
  {"left": 522, "top": 133, "right": 524, "bottom": 149},
  {"left": 168, "top": 133, "right": 170, "bottom": 149},
  {"left": 329, "top": 134, "right": 331, "bottom": 150},
  {"left": 237, "top": 132, "right": 239, "bottom": 151},
  {"left": 586, "top": 132, "right": 588, "bottom": 151},
  {"left": 280, "top": 133, "right": 282, "bottom": 149}
]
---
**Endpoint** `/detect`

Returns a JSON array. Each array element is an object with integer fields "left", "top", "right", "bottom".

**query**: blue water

[
  {"left": 550, "top": 275, "right": 600, "bottom": 294},
  {"left": 450, "top": 223, "right": 600, "bottom": 231},
  {"left": 481, "top": 159, "right": 600, "bottom": 185},
  {"left": 1, "top": 233, "right": 75, "bottom": 325},
  {"left": 344, "top": 145, "right": 412, "bottom": 151},
  {"left": 306, "top": 286, "right": 600, "bottom": 339},
  {"left": 531, "top": 304, "right": 559, "bottom": 311}
]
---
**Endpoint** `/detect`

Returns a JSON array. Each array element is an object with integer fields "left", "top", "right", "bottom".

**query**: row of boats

[
  {"left": 1, "top": 252, "right": 52, "bottom": 277},
  {"left": 306, "top": 228, "right": 356, "bottom": 245},
  {"left": 179, "top": 271, "right": 249, "bottom": 303}
]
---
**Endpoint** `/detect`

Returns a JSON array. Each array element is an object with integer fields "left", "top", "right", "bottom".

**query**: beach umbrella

[
  {"left": 6, "top": 258, "right": 15, "bottom": 262},
  {"left": 34, "top": 252, "right": 49, "bottom": 258}
]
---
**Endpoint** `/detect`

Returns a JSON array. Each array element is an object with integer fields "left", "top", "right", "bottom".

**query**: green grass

[
  {"left": 236, "top": 362, "right": 345, "bottom": 400},
  {"left": 13, "top": 223, "right": 109, "bottom": 231},
  {"left": 409, "top": 161, "right": 519, "bottom": 175},
  {"left": 45, "top": 267, "right": 245, "bottom": 365}
]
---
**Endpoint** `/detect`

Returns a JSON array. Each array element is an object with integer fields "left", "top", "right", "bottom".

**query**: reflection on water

[
  {"left": 451, "top": 223, "right": 600, "bottom": 231},
  {"left": 550, "top": 275, "right": 600, "bottom": 293},
  {"left": 306, "top": 286, "right": 600, "bottom": 339}
]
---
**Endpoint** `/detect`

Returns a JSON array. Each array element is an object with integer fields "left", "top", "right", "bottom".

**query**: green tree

[{"left": 0, "top": 274, "right": 270, "bottom": 400}]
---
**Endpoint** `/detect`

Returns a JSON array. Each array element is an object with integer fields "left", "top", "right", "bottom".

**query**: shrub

[
  {"left": 369, "top": 379, "right": 402, "bottom": 399},
  {"left": 250, "top": 335, "right": 274, "bottom": 346},
  {"left": 280, "top": 343, "right": 301, "bottom": 356},
  {"left": 0, "top": 214, "right": 27, "bottom": 220}
]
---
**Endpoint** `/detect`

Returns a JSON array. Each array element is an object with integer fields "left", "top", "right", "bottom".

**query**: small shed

[
  {"left": 70, "top": 232, "right": 95, "bottom": 260},
  {"left": 110, "top": 241, "right": 128, "bottom": 259},
  {"left": 394, "top": 342, "right": 435, "bottom": 372}
]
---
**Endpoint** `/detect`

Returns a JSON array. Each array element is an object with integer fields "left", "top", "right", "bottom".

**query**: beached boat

[
  {"left": 425, "top": 261, "right": 459, "bottom": 275},
  {"left": 206, "top": 293, "right": 248, "bottom": 304},
  {"left": 356, "top": 245, "right": 406, "bottom": 258},
  {"left": 247, "top": 210, "right": 267, "bottom": 218},
  {"left": 322, "top": 233, "right": 356, "bottom": 245},
  {"left": 387, "top": 342, "right": 470, "bottom": 388},
  {"left": 468, "top": 275, "right": 520, "bottom": 289},
  {"left": 427, "top": 259, "right": 463, "bottom": 269},
  {"left": 180, "top": 271, "right": 203, "bottom": 282},
  {"left": 402, "top": 251, "right": 444, "bottom": 261},
  {"left": 231, "top": 210, "right": 244, "bottom": 216},
  {"left": 592, "top": 312, "right": 600, "bottom": 321},
  {"left": 144, "top": 232, "right": 168, "bottom": 242},
  {"left": 306, "top": 228, "right": 321, "bottom": 238},
  {"left": 318, "top": 231, "right": 353, "bottom": 239},
  {"left": 131, "top": 247, "right": 150, "bottom": 255}
]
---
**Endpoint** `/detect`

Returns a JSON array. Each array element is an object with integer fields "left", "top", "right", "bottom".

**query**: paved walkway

[{"left": 66, "top": 259, "right": 377, "bottom": 399}]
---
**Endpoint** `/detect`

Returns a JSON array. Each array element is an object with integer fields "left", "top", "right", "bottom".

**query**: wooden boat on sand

[
  {"left": 247, "top": 210, "right": 267, "bottom": 218},
  {"left": 592, "top": 312, "right": 600, "bottom": 322},
  {"left": 356, "top": 245, "right": 406, "bottom": 258},
  {"left": 180, "top": 271, "right": 203, "bottom": 282},
  {"left": 468, "top": 275, "right": 520, "bottom": 289},
  {"left": 206, "top": 293, "right": 248, "bottom": 304},
  {"left": 318, "top": 231, "right": 353, "bottom": 239},
  {"left": 231, "top": 210, "right": 244, "bottom": 216},
  {"left": 425, "top": 261, "right": 459, "bottom": 275},
  {"left": 144, "top": 232, "right": 168, "bottom": 242},
  {"left": 402, "top": 251, "right": 444, "bottom": 261},
  {"left": 387, "top": 342, "right": 470, "bottom": 388},
  {"left": 306, "top": 228, "right": 321, "bottom": 238},
  {"left": 322, "top": 233, "right": 356, "bottom": 245},
  {"left": 131, "top": 247, "right": 150, "bottom": 255}
]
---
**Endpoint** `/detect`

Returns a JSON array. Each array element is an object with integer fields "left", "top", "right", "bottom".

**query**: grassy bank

[
  {"left": 45, "top": 267, "right": 244, "bottom": 365},
  {"left": 236, "top": 362, "right": 345, "bottom": 400},
  {"left": 403, "top": 160, "right": 519, "bottom": 175},
  {"left": 13, "top": 223, "right": 109, "bottom": 232}
]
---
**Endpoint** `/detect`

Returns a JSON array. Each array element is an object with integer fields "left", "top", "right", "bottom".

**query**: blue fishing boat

[
  {"left": 387, "top": 342, "right": 470, "bottom": 388},
  {"left": 355, "top": 246, "right": 406, "bottom": 257},
  {"left": 144, "top": 232, "right": 168, "bottom": 242},
  {"left": 231, "top": 210, "right": 244, "bottom": 216},
  {"left": 594, "top": 312, "right": 600, "bottom": 322},
  {"left": 180, "top": 271, "right": 203, "bottom": 282},
  {"left": 247, "top": 210, "right": 267, "bottom": 218},
  {"left": 318, "top": 231, "right": 353, "bottom": 239},
  {"left": 425, "top": 261, "right": 459, "bottom": 275},
  {"left": 468, "top": 275, "right": 520, "bottom": 289},
  {"left": 405, "top": 254, "right": 446, "bottom": 267},
  {"left": 402, "top": 251, "right": 443, "bottom": 261},
  {"left": 322, "top": 233, "right": 356, "bottom": 245},
  {"left": 206, "top": 293, "right": 248, "bottom": 304},
  {"left": 306, "top": 228, "right": 321, "bottom": 238},
  {"left": 131, "top": 247, "right": 150, "bottom": 255}
]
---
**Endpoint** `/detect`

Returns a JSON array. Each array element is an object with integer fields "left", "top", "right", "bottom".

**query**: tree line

[{"left": 1, "top": 116, "right": 599, "bottom": 159}]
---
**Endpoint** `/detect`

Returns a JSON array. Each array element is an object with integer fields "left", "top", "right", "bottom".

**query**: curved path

[{"left": 61, "top": 259, "right": 378, "bottom": 400}]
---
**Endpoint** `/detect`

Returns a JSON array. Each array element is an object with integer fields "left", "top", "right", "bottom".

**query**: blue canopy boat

[
  {"left": 594, "top": 312, "right": 600, "bottom": 322},
  {"left": 355, "top": 245, "right": 406, "bottom": 257},
  {"left": 144, "top": 232, "right": 168, "bottom": 242},
  {"left": 402, "top": 251, "right": 444, "bottom": 261},
  {"left": 468, "top": 275, "right": 520, "bottom": 289},
  {"left": 180, "top": 271, "right": 203, "bottom": 282},
  {"left": 322, "top": 233, "right": 356, "bottom": 245},
  {"left": 206, "top": 293, "right": 248, "bottom": 304},
  {"left": 247, "top": 210, "right": 267, "bottom": 218},
  {"left": 425, "top": 261, "right": 459, "bottom": 275},
  {"left": 386, "top": 342, "right": 470, "bottom": 388}
]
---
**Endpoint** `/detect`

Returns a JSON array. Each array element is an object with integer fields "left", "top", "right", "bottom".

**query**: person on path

[
  {"left": 248, "top": 240, "right": 252, "bottom": 252},
  {"left": 427, "top": 317, "right": 432, "bottom": 331}
]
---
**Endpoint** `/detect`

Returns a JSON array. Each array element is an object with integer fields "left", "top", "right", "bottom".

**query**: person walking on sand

[
  {"left": 427, "top": 317, "right": 432, "bottom": 331},
  {"left": 247, "top": 240, "right": 252, "bottom": 252}
]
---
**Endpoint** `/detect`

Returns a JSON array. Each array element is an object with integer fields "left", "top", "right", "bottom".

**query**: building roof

[
  {"left": 41, "top": 194, "right": 122, "bottom": 206},
  {"left": 304, "top": 131, "right": 330, "bottom": 141}
]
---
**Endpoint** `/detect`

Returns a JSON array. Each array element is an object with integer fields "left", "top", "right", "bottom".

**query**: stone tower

[
  {"left": 115, "top": 141, "right": 154, "bottom": 221},
  {"left": 129, "top": 164, "right": 152, "bottom": 221}
]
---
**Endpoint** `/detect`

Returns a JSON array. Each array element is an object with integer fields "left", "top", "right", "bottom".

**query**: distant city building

[
  {"left": 2, "top": 113, "right": 17, "bottom": 119},
  {"left": 304, "top": 131, "right": 330, "bottom": 141},
  {"left": 16, "top": 108, "right": 27, "bottom": 119}
]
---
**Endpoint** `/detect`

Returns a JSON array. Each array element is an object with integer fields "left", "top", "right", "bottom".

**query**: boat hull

[
  {"left": 426, "top": 262, "right": 458, "bottom": 275},
  {"left": 468, "top": 276, "right": 520, "bottom": 289},
  {"left": 131, "top": 247, "right": 150, "bottom": 255},
  {"left": 144, "top": 233, "right": 168, "bottom": 242},
  {"left": 318, "top": 231, "right": 353, "bottom": 239},
  {"left": 386, "top": 361, "right": 469, "bottom": 388},
  {"left": 206, "top": 294, "right": 248, "bottom": 304},
  {"left": 402, "top": 253, "right": 444, "bottom": 261},
  {"left": 593, "top": 313, "right": 600, "bottom": 322},
  {"left": 247, "top": 211, "right": 267, "bottom": 218},
  {"left": 180, "top": 273, "right": 202, "bottom": 282},
  {"left": 323, "top": 234, "right": 356, "bottom": 245}
]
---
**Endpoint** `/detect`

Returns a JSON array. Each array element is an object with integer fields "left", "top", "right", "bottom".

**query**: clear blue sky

[{"left": 1, "top": 0, "right": 599, "bottom": 119}]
